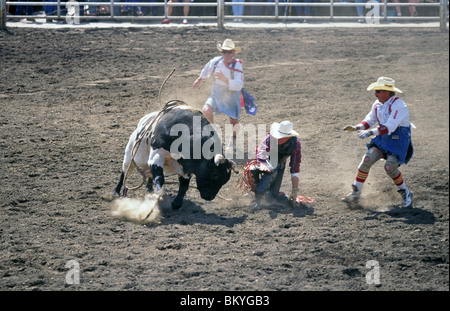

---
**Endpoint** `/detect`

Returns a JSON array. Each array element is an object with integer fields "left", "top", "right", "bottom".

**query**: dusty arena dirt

[{"left": 0, "top": 25, "right": 448, "bottom": 295}]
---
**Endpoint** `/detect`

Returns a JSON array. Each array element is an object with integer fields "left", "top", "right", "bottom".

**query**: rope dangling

[{"left": 121, "top": 68, "right": 188, "bottom": 195}]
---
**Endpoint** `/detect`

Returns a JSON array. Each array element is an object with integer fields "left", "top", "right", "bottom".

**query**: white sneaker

[
  {"left": 398, "top": 187, "right": 413, "bottom": 208},
  {"left": 342, "top": 185, "right": 361, "bottom": 204},
  {"left": 183, "top": 19, "right": 188, "bottom": 24}
]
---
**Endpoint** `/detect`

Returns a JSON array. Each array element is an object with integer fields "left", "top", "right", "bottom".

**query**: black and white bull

[{"left": 113, "top": 105, "right": 238, "bottom": 209}]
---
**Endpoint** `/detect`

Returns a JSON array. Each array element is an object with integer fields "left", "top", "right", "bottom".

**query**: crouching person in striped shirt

[
  {"left": 343, "top": 77, "right": 414, "bottom": 208},
  {"left": 252, "top": 121, "right": 302, "bottom": 208}
]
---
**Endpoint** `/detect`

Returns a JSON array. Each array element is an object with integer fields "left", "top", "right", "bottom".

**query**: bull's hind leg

[
  {"left": 113, "top": 171, "right": 125, "bottom": 196},
  {"left": 113, "top": 161, "right": 136, "bottom": 197}
]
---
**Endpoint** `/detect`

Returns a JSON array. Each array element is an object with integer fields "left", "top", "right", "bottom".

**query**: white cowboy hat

[
  {"left": 367, "top": 76, "right": 403, "bottom": 93},
  {"left": 216, "top": 39, "right": 242, "bottom": 53},
  {"left": 270, "top": 121, "right": 299, "bottom": 139}
]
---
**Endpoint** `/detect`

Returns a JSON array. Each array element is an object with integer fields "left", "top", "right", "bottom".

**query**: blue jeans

[
  {"left": 114, "top": 0, "right": 125, "bottom": 16},
  {"left": 142, "top": 0, "right": 159, "bottom": 15},
  {"left": 232, "top": 0, "right": 245, "bottom": 17},
  {"left": 16, "top": 0, "right": 34, "bottom": 15},
  {"left": 43, "top": 0, "right": 57, "bottom": 15},
  {"left": 255, "top": 162, "right": 285, "bottom": 197},
  {"left": 292, "top": 0, "right": 313, "bottom": 16}
]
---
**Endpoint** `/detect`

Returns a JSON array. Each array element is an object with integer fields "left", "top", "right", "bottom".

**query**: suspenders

[
  {"left": 213, "top": 57, "right": 243, "bottom": 80},
  {"left": 375, "top": 97, "right": 399, "bottom": 124}
]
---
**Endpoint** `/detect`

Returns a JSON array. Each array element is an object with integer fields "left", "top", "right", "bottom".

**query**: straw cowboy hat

[
  {"left": 217, "top": 39, "right": 242, "bottom": 53},
  {"left": 367, "top": 76, "right": 403, "bottom": 93},
  {"left": 270, "top": 121, "right": 299, "bottom": 139}
]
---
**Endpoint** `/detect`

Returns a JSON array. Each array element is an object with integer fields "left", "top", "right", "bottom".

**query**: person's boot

[
  {"left": 342, "top": 185, "right": 361, "bottom": 204},
  {"left": 398, "top": 187, "right": 413, "bottom": 208}
]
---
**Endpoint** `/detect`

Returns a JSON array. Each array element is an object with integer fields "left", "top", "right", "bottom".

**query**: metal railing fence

[{"left": 1, "top": 0, "right": 448, "bottom": 31}]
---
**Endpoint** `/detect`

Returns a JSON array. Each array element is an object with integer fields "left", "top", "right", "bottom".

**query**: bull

[{"left": 113, "top": 103, "right": 238, "bottom": 209}]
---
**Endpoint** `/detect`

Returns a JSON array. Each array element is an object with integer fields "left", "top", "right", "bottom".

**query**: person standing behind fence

[
  {"left": 292, "top": 0, "right": 313, "bottom": 23},
  {"left": 342, "top": 77, "right": 414, "bottom": 208},
  {"left": 15, "top": 0, "right": 34, "bottom": 20},
  {"left": 142, "top": 0, "right": 159, "bottom": 16},
  {"left": 232, "top": 0, "right": 245, "bottom": 22},
  {"left": 247, "top": 0, "right": 264, "bottom": 16},
  {"left": 193, "top": 39, "right": 244, "bottom": 150},
  {"left": 123, "top": 0, "right": 144, "bottom": 16},
  {"left": 392, "top": 0, "right": 419, "bottom": 18},
  {"left": 43, "top": 0, "right": 57, "bottom": 16},
  {"left": 162, "top": 0, "right": 192, "bottom": 24}
]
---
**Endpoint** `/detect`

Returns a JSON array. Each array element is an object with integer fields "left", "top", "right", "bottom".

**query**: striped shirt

[{"left": 256, "top": 134, "right": 302, "bottom": 177}]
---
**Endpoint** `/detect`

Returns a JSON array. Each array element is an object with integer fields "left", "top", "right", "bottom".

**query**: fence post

[
  {"left": 1, "top": 0, "right": 6, "bottom": 31},
  {"left": 111, "top": 0, "right": 115, "bottom": 18},
  {"left": 217, "top": 0, "right": 224, "bottom": 29},
  {"left": 330, "top": 0, "right": 334, "bottom": 21},
  {"left": 440, "top": 0, "right": 448, "bottom": 32}
]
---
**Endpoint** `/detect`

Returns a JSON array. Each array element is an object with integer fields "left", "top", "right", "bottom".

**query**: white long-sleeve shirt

[
  {"left": 199, "top": 56, "right": 244, "bottom": 92},
  {"left": 361, "top": 96, "right": 410, "bottom": 135}
]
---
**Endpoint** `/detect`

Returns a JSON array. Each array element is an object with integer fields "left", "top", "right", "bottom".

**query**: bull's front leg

[
  {"left": 150, "top": 164, "right": 164, "bottom": 193},
  {"left": 148, "top": 148, "right": 165, "bottom": 193},
  {"left": 172, "top": 175, "right": 191, "bottom": 210}
]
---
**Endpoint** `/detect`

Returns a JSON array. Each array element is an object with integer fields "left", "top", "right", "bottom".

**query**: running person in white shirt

[
  {"left": 193, "top": 39, "right": 244, "bottom": 148},
  {"left": 342, "top": 77, "right": 414, "bottom": 208}
]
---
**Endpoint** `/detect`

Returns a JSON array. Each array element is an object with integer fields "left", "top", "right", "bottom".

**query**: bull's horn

[
  {"left": 231, "top": 160, "right": 239, "bottom": 174},
  {"left": 214, "top": 154, "right": 225, "bottom": 166}
]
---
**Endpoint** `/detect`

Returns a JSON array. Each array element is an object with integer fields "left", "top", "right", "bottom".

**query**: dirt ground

[{"left": 0, "top": 25, "right": 448, "bottom": 294}]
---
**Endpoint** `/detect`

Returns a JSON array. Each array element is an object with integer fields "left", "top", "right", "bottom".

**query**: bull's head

[{"left": 195, "top": 154, "right": 238, "bottom": 201}]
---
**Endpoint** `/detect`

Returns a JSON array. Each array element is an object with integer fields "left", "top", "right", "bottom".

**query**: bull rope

[{"left": 122, "top": 69, "right": 187, "bottom": 194}]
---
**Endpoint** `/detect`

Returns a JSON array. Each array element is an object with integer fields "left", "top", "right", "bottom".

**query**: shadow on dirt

[
  {"left": 160, "top": 201, "right": 248, "bottom": 228},
  {"left": 364, "top": 206, "right": 436, "bottom": 225},
  {"left": 256, "top": 202, "right": 315, "bottom": 219}
]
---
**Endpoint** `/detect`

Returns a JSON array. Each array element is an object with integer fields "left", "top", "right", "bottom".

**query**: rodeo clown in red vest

[{"left": 343, "top": 77, "right": 414, "bottom": 208}]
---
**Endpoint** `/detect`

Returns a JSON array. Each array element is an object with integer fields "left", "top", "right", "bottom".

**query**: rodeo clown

[
  {"left": 239, "top": 120, "right": 302, "bottom": 208},
  {"left": 193, "top": 39, "right": 244, "bottom": 149},
  {"left": 342, "top": 77, "right": 414, "bottom": 208}
]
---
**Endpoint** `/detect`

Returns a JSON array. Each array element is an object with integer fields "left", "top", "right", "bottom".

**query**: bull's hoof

[
  {"left": 145, "top": 185, "right": 153, "bottom": 193},
  {"left": 171, "top": 200, "right": 182, "bottom": 210}
]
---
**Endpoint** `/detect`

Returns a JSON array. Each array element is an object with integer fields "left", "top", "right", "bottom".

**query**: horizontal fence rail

[{"left": 1, "top": 0, "right": 448, "bottom": 31}]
